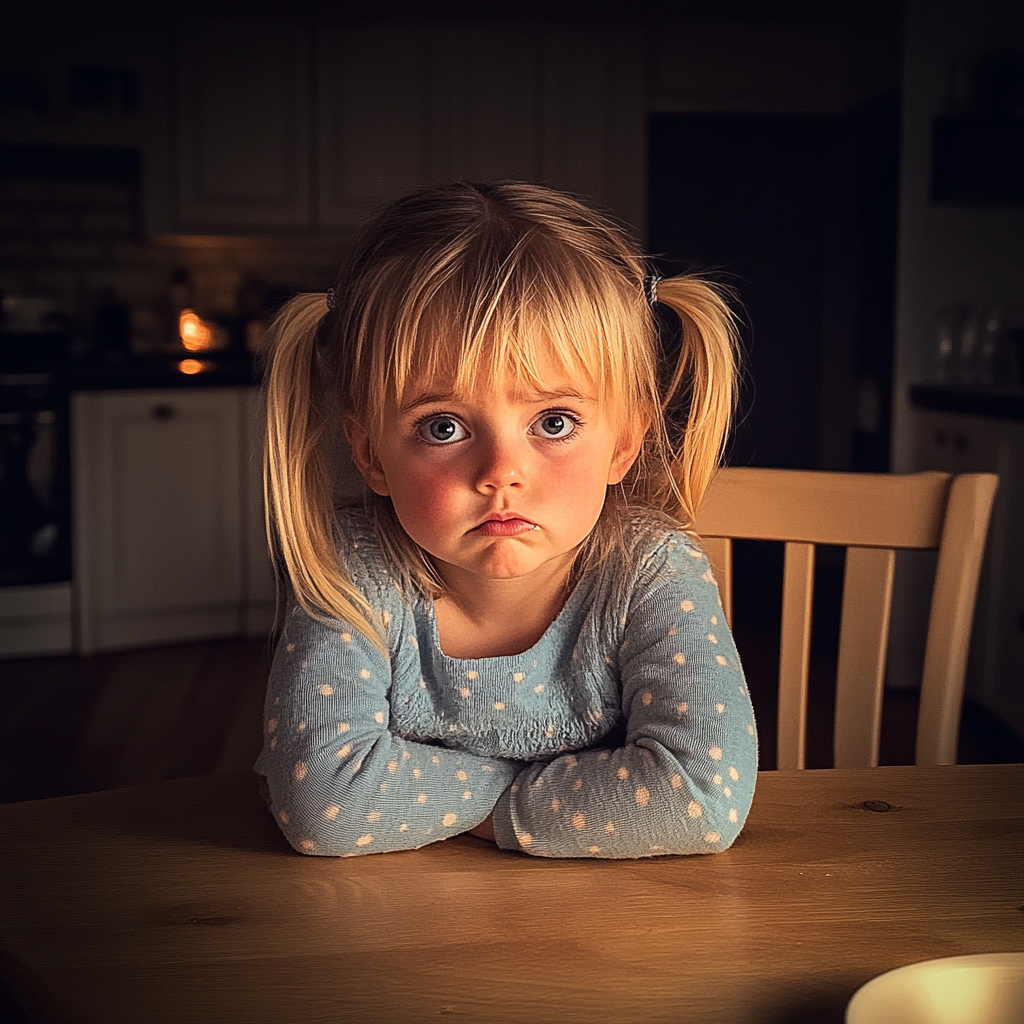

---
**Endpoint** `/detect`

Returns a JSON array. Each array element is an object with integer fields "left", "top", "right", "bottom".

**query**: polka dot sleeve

[
  {"left": 256, "top": 601, "right": 519, "bottom": 856},
  {"left": 490, "top": 538, "right": 757, "bottom": 858}
]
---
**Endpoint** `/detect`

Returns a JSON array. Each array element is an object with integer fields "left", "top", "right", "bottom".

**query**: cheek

[
  {"left": 387, "top": 461, "right": 464, "bottom": 535},
  {"left": 557, "top": 463, "right": 603, "bottom": 498},
  {"left": 542, "top": 452, "right": 613, "bottom": 518}
]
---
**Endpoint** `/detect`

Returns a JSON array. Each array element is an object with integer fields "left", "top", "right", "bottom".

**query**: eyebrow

[
  {"left": 399, "top": 386, "right": 597, "bottom": 413},
  {"left": 399, "top": 390, "right": 459, "bottom": 413}
]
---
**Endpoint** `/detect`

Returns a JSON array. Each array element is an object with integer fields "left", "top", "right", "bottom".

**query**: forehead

[{"left": 393, "top": 329, "right": 605, "bottom": 409}]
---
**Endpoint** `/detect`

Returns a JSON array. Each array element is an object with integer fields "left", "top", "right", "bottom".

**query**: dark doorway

[{"left": 647, "top": 94, "right": 899, "bottom": 474}]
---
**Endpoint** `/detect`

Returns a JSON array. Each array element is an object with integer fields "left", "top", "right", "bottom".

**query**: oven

[{"left": 0, "top": 324, "right": 74, "bottom": 656}]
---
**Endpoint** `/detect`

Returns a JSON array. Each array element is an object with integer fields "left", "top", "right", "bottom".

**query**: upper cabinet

[
  {"left": 175, "top": 21, "right": 312, "bottom": 229},
  {"left": 541, "top": 26, "right": 646, "bottom": 236},
  {"left": 169, "top": 20, "right": 645, "bottom": 237},
  {"left": 316, "top": 24, "right": 431, "bottom": 228},
  {"left": 427, "top": 24, "right": 544, "bottom": 185}
]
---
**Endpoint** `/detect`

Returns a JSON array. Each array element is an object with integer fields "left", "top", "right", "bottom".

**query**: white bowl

[{"left": 847, "top": 953, "right": 1024, "bottom": 1024}]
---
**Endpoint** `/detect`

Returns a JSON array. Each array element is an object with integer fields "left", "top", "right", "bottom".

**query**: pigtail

[
  {"left": 264, "top": 294, "right": 384, "bottom": 649},
  {"left": 651, "top": 276, "right": 740, "bottom": 529}
]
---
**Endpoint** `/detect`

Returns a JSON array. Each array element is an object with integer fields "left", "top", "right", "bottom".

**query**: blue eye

[
  {"left": 532, "top": 413, "right": 577, "bottom": 439},
  {"left": 418, "top": 416, "right": 466, "bottom": 444}
]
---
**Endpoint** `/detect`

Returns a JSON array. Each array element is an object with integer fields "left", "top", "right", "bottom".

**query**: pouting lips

[{"left": 472, "top": 517, "right": 539, "bottom": 537}]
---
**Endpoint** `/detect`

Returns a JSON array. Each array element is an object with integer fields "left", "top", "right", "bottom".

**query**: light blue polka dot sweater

[{"left": 256, "top": 509, "right": 758, "bottom": 858}]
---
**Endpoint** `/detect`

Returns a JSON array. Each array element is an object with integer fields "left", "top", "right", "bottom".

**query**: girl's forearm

[{"left": 259, "top": 606, "right": 517, "bottom": 857}]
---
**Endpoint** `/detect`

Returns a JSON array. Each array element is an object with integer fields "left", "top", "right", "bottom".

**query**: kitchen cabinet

[
  {"left": 72, "top": 387, "right": 275, "bottom": 655},
  {"left": 540, "top": 26, "right": 646, "bottom": 236},
  {"left": 316, "top": 24, "right": 431, "bottom": 228},
  {"left": 0, "top": 583, "right": 73, "bottom": 659},
  {"left": 427, "top": 24, "right": 544, "bottom": 186},
  {"left": 172, "top": 20, "right": 645, "bottom": 235},
  {"left": 888, "top": 406, "right": 1024, "bottom": 740},
  {"left": 317, "top": 22, "right": 545, "bottom": 226},
  {"left": 174, "top": 20, "right": 312, "bottom": 230}
]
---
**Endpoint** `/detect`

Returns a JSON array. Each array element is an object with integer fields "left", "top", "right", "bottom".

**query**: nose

[{"left": 473, "top": 433, "right": 526, "bottom": 494}]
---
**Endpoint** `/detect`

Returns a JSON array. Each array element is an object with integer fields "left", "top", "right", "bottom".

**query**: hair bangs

[{"left": 373, "top": 232, "right": 650, "bottom": 435}]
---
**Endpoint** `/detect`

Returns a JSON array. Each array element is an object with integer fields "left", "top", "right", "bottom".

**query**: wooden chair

[{"left": 694, "top": 469, "right": 998, "bottom": 769}]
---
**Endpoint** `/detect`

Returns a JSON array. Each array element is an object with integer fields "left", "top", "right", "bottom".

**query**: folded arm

[
  {"left": 489, "top": 542, "right": 758, "bottom": 858},
  {"left": 257, "top": 603, "right": 519, "bottom": 856}
]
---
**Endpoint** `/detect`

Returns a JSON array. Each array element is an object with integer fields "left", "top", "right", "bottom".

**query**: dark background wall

[
  {"left": 2, "top": 1, "right": 906, "bottom": 473},
  {"left": 0, "top": 0, "right": 906, "bottom": 685}
]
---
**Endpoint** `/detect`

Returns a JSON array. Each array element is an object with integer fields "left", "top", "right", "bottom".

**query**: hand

[{"left": 468, "top": 813, "right": 495, "bottom": 842}]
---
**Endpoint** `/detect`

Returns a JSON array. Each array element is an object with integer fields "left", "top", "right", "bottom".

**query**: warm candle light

[
  {"left": 177, "top": 358, "right": 208, "bottom": 375},
  {"left": 179, "top": 309, "right": 214, "bottom": 352}
]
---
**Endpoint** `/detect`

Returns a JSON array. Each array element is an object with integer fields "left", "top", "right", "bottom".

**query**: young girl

[{"left": 257, "top": 181, "right": 757, "bottom": 859}]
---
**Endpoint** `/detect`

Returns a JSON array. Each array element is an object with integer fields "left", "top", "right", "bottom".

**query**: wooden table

[{"left": 2, "top": 765, "right": 1022, "bottom": 1024}]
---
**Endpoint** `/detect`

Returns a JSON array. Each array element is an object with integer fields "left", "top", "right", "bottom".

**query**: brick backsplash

[{"left": 1, "top": 168, "right": 342, "bottom": 357}]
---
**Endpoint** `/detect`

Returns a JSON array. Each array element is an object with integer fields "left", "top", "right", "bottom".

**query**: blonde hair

[{"left": 264, "top": 181, "right": 739, "bottom": 647}]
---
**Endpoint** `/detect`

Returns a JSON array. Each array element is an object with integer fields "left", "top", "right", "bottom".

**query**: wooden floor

[
  {"left": 2, "top": 626, "right": 1021, "bottom": 805},
  {"left": 1, "top": 637, "right": 273, "bottom": 804}
]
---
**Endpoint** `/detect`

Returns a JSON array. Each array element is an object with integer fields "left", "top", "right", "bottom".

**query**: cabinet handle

[{"left": 151, "top": 403, "right": 175, "bottom": 421}]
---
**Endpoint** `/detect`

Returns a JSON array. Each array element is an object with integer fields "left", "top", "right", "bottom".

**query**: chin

[
  {"left": 462, "top": 546, "right": 547, "bottom": 578},
  {"left": 472, "top": 559, "right": 537, "bottom": 580}
]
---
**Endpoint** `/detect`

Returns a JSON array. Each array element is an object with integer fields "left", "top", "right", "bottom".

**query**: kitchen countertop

[
  {"left": 910, "top": 383, "right": 1024, "bottom": 421},
  {"left": 2, "top": 358, "right": 261, "bottom": 394},
  {"left": 63, "top": 354, "right": 262, "bottom": 390}
]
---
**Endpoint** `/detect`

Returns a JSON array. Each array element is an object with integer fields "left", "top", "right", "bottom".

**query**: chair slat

[
  {"left": 697, "top": 468, "right": 950, "bottom": 549},
  {"left": 777, "top": 542, "right": 815, "bottom": 770},
  {"left": 694, "top": 467, "right": 998, "bottom": 771},
  {"left": 701, "top": 535, "right": 733, "bottom": 627},
  {"left": 917, "top": 473, "right": 999, "bottom": 765},
  {"left": 833, "top": 547, "right": 896, "bottom": 768}
]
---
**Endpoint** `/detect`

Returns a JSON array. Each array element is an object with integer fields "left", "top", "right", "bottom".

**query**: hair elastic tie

[
  {"left": 325, "top": 288, "right": 336, "bottom": 310},
  {"left": 646, "top": 273, "right": 662, "bottom": 308}
]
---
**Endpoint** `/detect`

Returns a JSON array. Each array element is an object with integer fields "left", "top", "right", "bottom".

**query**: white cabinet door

[
  {"left": 73, "top": 389, "right": 244, "bottom": 653},
  {"left": 889, "top": 408, "right": 1024, "bottom": 741},
  {"left": 915, "top": 410, "right": 1024, "bottom": 738},
  {"left": 160, "top": 18, "right": 648, "bottom": 234},
  {"left": 317, "top": 24, "right": 431, "bottom": 227},
  {"left": 319, "top": 22, "right": 544, "bottom": 220},
  {"left": 174, "top": 20, "right": 311, "bottom": 229}
]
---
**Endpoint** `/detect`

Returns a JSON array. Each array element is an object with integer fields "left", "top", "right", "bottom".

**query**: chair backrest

[{"left": 693, "top": 468, "right": 998, "bottom": 769}]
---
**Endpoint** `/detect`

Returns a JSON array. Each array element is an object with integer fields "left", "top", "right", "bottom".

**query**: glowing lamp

[{"left": 179, "top": 309, "right": 214, "bottom": 352}]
